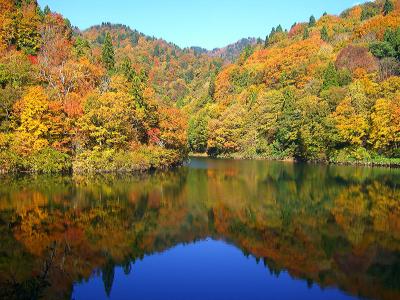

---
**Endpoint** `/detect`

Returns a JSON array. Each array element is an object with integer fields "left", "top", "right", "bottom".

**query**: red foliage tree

[{"left": 335, "top": 45, "right": 379, "bottom": 73}]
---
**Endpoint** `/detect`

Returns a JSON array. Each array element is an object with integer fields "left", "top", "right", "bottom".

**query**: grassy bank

[{"left": 190, "top": 152, "right": 400, "bottom": 168}]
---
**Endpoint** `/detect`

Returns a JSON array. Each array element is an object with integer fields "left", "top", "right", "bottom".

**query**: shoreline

[
  {"left": 189, "top": 153, "right": 400, "bottom": 168},
  {"left": 2, "top": 156, "right": 400, "bottom": 175}
]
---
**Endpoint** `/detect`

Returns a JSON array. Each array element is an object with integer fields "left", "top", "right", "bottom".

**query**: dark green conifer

[
  {"left": 303, "top": 27, "right": 310, "bottom": 40},
  {"left": 383, "top": 0, "right": 394, "bottom": 16},
  {"left": 264, "top": 35, "right": 269, "bottom": 48},
  {"left": 309, "top": 15, "right": 316, "bottom": 27},
  {"left": 102, "top": 33, "right": 115, "bottom": 71}
]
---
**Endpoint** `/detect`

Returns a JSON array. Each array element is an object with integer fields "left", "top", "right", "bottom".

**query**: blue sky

[{"left": 37, "top": 0, "right": 362, "bottom": 50}]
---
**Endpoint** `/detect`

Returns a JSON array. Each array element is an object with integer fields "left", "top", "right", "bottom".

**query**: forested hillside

[
  {"left": 0, "top": 0, "right": 191, "bottom": 173},
  {"left": 1, "top": 0, "right": 400, "bottom": 173},
  {"left": 186, "top": 0, "right": 400, "bottom": 165},
  {"left": 82, "top": 24, "right": 222, "bottom": 104}
]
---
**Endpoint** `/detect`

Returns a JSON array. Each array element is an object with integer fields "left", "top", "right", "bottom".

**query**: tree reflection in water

[{"left": 0, "top": 158, "right": 400, "bottom": 300}]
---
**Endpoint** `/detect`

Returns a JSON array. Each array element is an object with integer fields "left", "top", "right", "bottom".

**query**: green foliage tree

[
  {"left": 361, "top": 2, "right": 379, "bottom": 20},
  {"left": 208, "top": 73, "right": 216, "bottom": 99},
  {"left": 264, "top": 35, "right": 270, "bottom": 48},
  {"left": 384, "top": 28, "right": 400, "bottom": 59},
  {"left": 370, "top": 28, "right": 400, "bottom": 60},
  {"left": 309, "top": 15, "right": 316, "bottom": 27},
  {"left": 188, "top": 114, "right": 208, "bottom": 153},
  {"left": 153, "top": 44, "right": 161, "bottom": 57},
  {"left": 322, "top": 63, "right": 339, "bottom": 90},
  {"left": 239, "top": 45, "right": 254, "bottom": 64},
  {"left": 320, "top": 26, "right": 329, "bottom": 42},
  {"left": 102, "top": 32, "right": 115, "bottom": 71},
  {"left": 73, "top": 36, "right": 91, "bottom": 58},
  {"left": 120, "top": 57, "right": 137, "bottom": 82},
  {"left": 383, "top": 0, "right": 394, "bottom": 16},
  {"left": 252, "top": 89, "right": 285, "bottom": 145},
  {"left": 269, "top": 27, "right": 276, "bottom": 38},
  {"left": 15, "top": 10, "right": 42, "bottom": 54},
  {"left": 370, "top": 41, "right": 396, "bottom": 58},
  {"left": 43, "top": 5, "right": 51, "bottom": 15},
  {"left": 275, "top": 89, "right": 301, "bottom": 155},
  {"left": 295, "top": 96, "right": 330, "bottom": 161},
  {"left": 303, "top": 27, "right": 310, "bottom": 40}
]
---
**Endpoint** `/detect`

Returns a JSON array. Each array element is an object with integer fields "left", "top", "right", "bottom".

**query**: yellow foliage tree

[
  {"left": 332, "top": 97, "right": 370, "bottom": 146},
  {"left": 13, "top": 86, "right": 52, "bottom": 154},
  {"left": 12, "top": 86, "right": 69, "bottom": 155},
  {"left": 370, "top": 96, "right": 400, "bottom": 152}
]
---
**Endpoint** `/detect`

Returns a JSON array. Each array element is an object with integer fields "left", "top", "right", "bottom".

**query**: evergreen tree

[
  {"left": 323, "top": 11, "right": 328, "bottom": 16},
  {"left": 102, "top": 33, "right": 115, "bottom": 71},
  {"left": 276, "top": 25, "right": 283, "bottom": 33},
  {"left": 320, "top": 26, "right": 329, "bottom": 42},
  {"left": 303, "top": 27, "right": 310, "bottom": 40},
  {"left": 120, "top": 57, "right": 136, "bottom": 81},
  {"left": 309, "top": 15, "right": 316, "bottom": 27},
  {"left": 208, "top": 73, "right": 216, "bottom": 99},
  {"left": 264, "top": 35, "right": 269, "bottom": 48},
  {"left": 43, "top": 5, "right": 51, "bottom": 15},
  {"left": 242, "top": 45, "right": 254, "bottom": 61},
  {"left": 153, "top": 44, "right": 160, "bottom": 57},
  {"left": 383, "top": 0, "right": 394, "bottom": 16},
  {"left": 269, "top": 27, "right": 276, "bottom": 38}
]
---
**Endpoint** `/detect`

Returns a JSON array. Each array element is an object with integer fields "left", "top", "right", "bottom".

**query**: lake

[{"left": 0, "top": 158, "right": 400, "bottom": 300}]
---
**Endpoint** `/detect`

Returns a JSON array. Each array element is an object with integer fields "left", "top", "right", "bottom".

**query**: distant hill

[
  {"left": 190, "top": 38, "right": 260, "bottom": 63},
  {"left": 208, "top": 37, "right": 260, "bottom": 62}
]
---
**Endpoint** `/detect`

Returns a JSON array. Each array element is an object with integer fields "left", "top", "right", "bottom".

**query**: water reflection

[{"left": 0, "top": 158, "right": 399, "bottom": 300}]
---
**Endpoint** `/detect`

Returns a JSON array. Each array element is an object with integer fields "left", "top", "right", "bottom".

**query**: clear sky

[{"left": 37, "top": 0, "right": 362, "bottom": 50}]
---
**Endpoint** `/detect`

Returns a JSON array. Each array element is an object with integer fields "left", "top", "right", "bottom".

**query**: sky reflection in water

[
  {"left": 1, "top": 158, "right": 400, "bottom": 300},
  {"left": 73, "top": 239, "right": 358, "bottom": 300}
]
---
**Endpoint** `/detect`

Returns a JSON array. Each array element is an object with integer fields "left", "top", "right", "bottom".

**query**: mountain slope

[
  {"left": 186, "top": 0, "right": 400, "bottom": 165},
  {"left": 82, "top": 23, "right": 221, "bottom": 104},
  {"left": 209, "top": 37, "right": 259, "bottom": 62}
]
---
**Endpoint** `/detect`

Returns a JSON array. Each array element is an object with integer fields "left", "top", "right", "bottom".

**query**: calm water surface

[{"left": 1, "top": 158, "right": 400, "bottom": 300}]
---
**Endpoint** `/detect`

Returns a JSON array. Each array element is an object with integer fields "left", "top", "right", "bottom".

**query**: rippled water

[{"left": 1, "top": 158, "right": 400, "bottom": 300}]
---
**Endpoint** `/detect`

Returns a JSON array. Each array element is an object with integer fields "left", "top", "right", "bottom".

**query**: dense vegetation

[
  {"left": 0, "top": 0, "right": 195, "bottom": 173},
  {"left": 185, "top": 0, "right": 400, "bottom": 165},
  {"left": 1, "top": 0, "right": 400, "bottom": 173}
]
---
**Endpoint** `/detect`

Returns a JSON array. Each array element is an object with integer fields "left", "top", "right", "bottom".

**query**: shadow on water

[{"left": 0, "top": 158, "right": 400, "bottom": 299}]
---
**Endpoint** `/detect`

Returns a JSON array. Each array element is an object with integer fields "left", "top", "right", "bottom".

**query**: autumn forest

[
  {"left": 2, "top": 1, "right": 400, "bottom": 300},
  {"left": 1, "top": 0, "right": 400, "bottom": 173}
]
